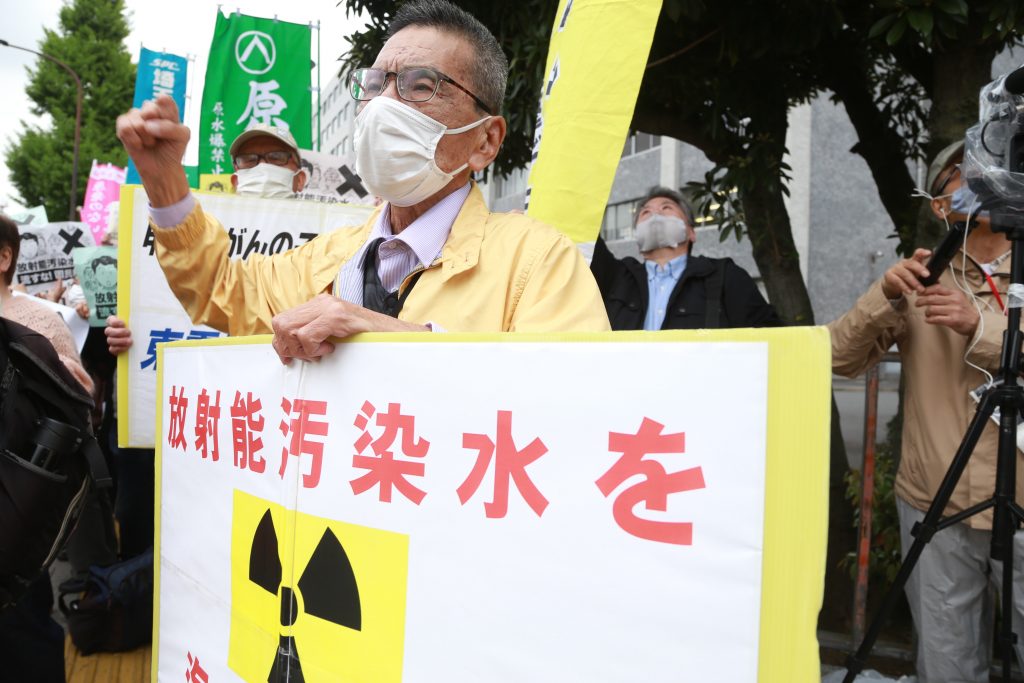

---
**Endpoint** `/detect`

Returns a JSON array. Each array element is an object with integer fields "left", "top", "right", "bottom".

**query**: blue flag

[{"left": 126, "top": 48, "right": 189, "bottom": 185}]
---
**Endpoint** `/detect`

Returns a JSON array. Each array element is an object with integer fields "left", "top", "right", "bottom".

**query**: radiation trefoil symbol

[
  {"left": 250, "top": 510, "right": 362, "bottom": 681},
  {"left": 228, "top": 490, "right": 409, "bottom": 683}
]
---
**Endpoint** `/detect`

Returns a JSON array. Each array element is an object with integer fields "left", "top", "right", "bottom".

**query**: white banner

[
  {"left": 296, "top": 149, "right": 371, "bottom": 205},
  {"left": 156, "top": 336, "right": 771, "bottom": 682},
  {"left": 8, "top": 205, "right": 48, "bottom": 226},
  {"left": 117, "top": 186, "right": 375, "bottom": 447},
  {"left": 15, "top": 221, "right": 95, "bottom": 293}
]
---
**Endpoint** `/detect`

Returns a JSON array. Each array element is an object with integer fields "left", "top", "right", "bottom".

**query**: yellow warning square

[{"left": 228, "top": 489, "right": 409, "bottom": 682}]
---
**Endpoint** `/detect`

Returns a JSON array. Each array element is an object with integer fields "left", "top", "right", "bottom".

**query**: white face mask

[
  {"left": 235, "top": 163, "right": 301, "bottom": 198},
  {"left": 635, "top": 214, "right": 691, "bottom": 252},
  {"left": 354, "top": 96, "right": 491, "bottom": 207}
]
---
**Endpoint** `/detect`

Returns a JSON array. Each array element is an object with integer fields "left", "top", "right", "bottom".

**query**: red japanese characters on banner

[
  {"left": 231, "top": 391, "right": 266, "bottom": 473},
  {"left": 194, "top": 389, "right": 222, "bottom": 461},
  {"left": 597, "top": 417, "right": 706, "bottom": 546},
  {"left": 185, "top": 651, "right": 209, "bottom": 683},
  {"left": 167, "top": 385, "right": 189, "bottom": 452},
  {"left": 164, "top": 388, "right": 707, "bottom": 544},
  {"left": 459, "top": 410, "right": 549, "bottom": 519},
  {"left": 278, "top": 398, "right": 329, "bottom": 488},
  {"left": 351, "top": 401, "right": 430, "bottom": 504}
]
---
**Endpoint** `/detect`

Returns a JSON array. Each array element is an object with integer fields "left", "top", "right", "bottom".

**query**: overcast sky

[{"left": 0, "top": 0, "right": 367, "bottom": 214}]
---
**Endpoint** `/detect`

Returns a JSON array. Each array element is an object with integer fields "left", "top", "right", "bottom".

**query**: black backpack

[
  {"left": 59, "top": 549, "right": 153, "bottom": 654},
  {"left": 0, "top": 317, "right": 111, "bottom": 610}
]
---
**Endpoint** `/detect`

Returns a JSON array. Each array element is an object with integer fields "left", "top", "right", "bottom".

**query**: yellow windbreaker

[{"left": 152, "top": 184, "right": 611, "bottom": 336}]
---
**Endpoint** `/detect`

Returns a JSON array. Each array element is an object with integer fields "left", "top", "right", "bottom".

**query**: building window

[
  {"left": 621, "top": 131, "right": 661, "bottom": 157},
  {"left": 600, "top": 199, "right": 639, "bottom": 241}
]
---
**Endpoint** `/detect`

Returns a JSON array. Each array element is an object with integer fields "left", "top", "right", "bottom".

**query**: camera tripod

[{"left": 844, "top": 217, "right": 1024, "bottom": 683}]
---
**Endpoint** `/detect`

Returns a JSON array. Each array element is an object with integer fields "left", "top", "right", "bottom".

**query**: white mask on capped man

[{"left": 235, "top": 163, "right": 303, "bottom": 198}]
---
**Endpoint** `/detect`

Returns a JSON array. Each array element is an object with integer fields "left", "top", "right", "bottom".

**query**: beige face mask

[{"left": 354, "top": 96, "right": 490, "bottom": 207}]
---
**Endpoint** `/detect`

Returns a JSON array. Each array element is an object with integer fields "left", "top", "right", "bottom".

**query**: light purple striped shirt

[{"left": 333, "top": 183, "right": 471, "bottom": 306}]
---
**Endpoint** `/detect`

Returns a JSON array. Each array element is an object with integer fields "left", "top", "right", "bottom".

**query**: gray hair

[
  {"left": 635, "top": 186, "right": 695, "bottom": 226},
  {"left": 388, "top": 0, "right": 507, "bottom": 115}
]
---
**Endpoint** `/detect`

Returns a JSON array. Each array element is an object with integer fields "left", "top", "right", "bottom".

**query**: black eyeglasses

[
  {"left": 350, "top": 67, "right": 493, "bottom": 115},
  {"left": 934, "top": 164, "right": 962, "bottom": 195},
  {"left": 233, "top": 150, "right": 296, "bottom": 170}
]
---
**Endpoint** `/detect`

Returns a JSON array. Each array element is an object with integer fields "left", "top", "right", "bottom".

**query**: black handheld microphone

[{"left": 919, "top": 221, "right": 974, "bottom": 287}]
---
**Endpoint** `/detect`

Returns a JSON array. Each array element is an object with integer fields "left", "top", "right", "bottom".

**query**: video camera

[
  {"left": 962, "top": 63, "right": 1024, "bottom": 232},
  {"left": 921, "top": 64, "right": 1024, "bottom": 286}
]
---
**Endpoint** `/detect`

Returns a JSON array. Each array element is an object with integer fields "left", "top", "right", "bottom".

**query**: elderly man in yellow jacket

[{"left": 115, "top": 0, "right": 609, "bottom": 364}]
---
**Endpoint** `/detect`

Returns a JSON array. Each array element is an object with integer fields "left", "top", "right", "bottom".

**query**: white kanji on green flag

[{"left": 236, "top": 80, "right": 290, "bottom": 131}]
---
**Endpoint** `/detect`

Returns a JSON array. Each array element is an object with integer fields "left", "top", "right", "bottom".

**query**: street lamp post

[{"left": 0, "top": 39, "right": 83, "bottom": 222}]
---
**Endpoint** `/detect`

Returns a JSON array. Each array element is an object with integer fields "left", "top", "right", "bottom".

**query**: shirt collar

[
  {"left": 365, "top": 182, "right": 473, "bottom": 267},
  {"left": 645, "top": 252, "right": 688, "bottom": 281}
]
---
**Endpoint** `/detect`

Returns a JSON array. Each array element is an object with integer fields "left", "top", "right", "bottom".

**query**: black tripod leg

[
  {"left": 993, "top": 399, "right": 1024, "bottom": 682},
  {"left": 842, "top": 390, "right": 999, "bottom": 683},
  {"left": 1000, "top": 537, "right": 1015, "bottom": 682}
]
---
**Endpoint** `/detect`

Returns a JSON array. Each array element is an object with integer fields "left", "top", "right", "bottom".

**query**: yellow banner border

[
  {"left": 153, "top": 327, "right": 830, "bottom": 682},
  {"left": 116, "top": 184, "right": 135, "bottom": 448}
]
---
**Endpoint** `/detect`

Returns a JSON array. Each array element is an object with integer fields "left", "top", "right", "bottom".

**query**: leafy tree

[
  {"left": 819, "top": 0, "right": 1024, "bottom": 253},
  {"left": 5, "top": 0, "right": 136, "bottom": 221}
]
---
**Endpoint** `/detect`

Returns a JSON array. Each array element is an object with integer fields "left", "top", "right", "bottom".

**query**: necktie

[
  {"left": 361, "top": 237, "right": 394, "bottom": 315},
  {"left": 361, "top": 237, "right": 428, "bottom": 318}
]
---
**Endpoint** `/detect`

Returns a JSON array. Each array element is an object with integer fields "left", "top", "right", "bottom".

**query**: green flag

[{"left": 199, "top": 11, "right": 312, "bottom": 175}]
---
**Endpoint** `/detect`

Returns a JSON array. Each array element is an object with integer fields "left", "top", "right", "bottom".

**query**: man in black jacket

[{"left": 591, "top": 186, "right": 781, "bottom": 330}]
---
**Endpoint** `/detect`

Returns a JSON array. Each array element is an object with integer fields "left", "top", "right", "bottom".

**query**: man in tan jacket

[
  {"left": 114, "top": 0, "right": 608, "bottom": 365},
  {"left": 830, "top": 141, "right": 1022, "bottom": 682}
]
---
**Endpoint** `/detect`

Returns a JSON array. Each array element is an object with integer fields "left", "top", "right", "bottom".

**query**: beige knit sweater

[{"left": 2, "top": 293, "right": 93, "bottom": 394}]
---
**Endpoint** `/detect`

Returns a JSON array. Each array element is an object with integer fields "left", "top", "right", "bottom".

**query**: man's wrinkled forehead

[
  {"left": 374, "top": 25, "right": 472, "bottom": 81},
  {"left": 642, "top": 197, "right": 683, "bottom": 213}
]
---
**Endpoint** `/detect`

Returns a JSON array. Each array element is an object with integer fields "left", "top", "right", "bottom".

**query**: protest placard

[
  {"left": 7, "top": 205, "right": 48, "bottom": 226},
  {"left": 295, "top": 149, "right": 369, "bottom": 204},
  {"left": 116, "top": 185, "right": 375, "bottom": 448},
  {"left": 126, "top": 48, "right": 189, "bottom": 185},
  {"left": 153, "top": 327, "right": 831, "bottom": 683},
  {"left": 15, "top": 222, "right": 95, "bottom": 294},
  {"left": 82, "top": 161, "right": 126, "bottom": 244},
  {"left": 73, "top": 246, "right": 118, "bottom": 327}
]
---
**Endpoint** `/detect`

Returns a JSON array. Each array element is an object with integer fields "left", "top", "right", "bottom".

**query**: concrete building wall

[
  {"left": 607, "top": 146, "right": 661, "bottom": 205},
  {"left": 316, "top": 75, "right": 357, "bottom": 157},
  {"left": 804, "top": 96, "right": 900, "bottom": 324}
]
